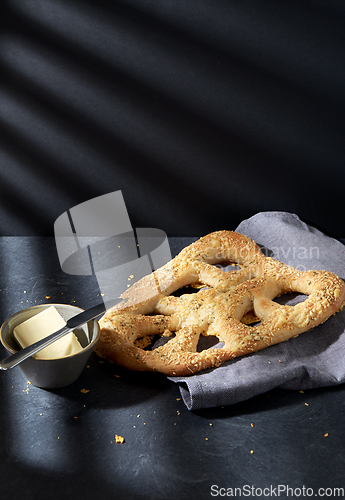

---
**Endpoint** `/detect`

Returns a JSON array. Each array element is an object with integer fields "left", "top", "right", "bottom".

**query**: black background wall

[{"left": 1, "top": 0, "right": 344, "bottom": 237}]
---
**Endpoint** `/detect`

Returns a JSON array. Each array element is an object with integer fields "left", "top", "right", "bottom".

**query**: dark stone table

[{"left": 0, "top": 237, "right": 344, "bottom": 500}]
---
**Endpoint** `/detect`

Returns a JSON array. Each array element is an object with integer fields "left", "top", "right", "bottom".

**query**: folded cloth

[{"left": 169, "top": 211, "right": 345, "bottom": 410}]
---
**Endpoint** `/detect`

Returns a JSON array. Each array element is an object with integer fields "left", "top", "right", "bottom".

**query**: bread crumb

[
  {"left": 324, "top": 433, "right": 329, "bottom": 438},
  {"left": 251, "top": 423, "right": 254, "bottom": 427},
  {"left": 80, "top": 389, "right": 89, "bottom": 394},
  {"left": 115, "top": 434, "right": 125, "bottom": 444}
]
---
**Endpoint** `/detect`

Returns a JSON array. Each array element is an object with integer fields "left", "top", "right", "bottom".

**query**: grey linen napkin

[{"left": 168, "top": 212, "right": 345, "bottom": 410}]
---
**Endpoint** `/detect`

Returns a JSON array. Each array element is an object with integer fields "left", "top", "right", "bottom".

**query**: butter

[{"left": 13, "top": 306, "right": 83, "bottom": 359}]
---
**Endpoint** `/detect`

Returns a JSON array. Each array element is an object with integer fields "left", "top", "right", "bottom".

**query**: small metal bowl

[{"left": 0, "top": 303, "right": 100, "bottom": 389}]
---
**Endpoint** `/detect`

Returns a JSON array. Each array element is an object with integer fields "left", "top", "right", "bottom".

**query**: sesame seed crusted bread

[{"left": 95, "top": 231, "right": 345, "bottom": 376}]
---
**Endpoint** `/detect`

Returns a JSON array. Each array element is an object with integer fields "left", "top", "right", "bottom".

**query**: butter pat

[{"left": 13, "top": 306, "right": 83, "bottom": 359}]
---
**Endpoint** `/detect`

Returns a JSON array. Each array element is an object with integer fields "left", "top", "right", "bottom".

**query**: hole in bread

[
  {"left": 215, "top": 262, "right": 242, "bottom": 271},
  {"left": 209, "top": 261, "right": 243, "bottom": 276},
  {"left": 241, "top": 293, "right": 308, "bottom": 325},
  {"left": 197, "top": 335, "right": 223, "bottom": 351},
  {"left": 138, "top": 331, "right": 225, "bottom": 352},
  {"left": 134, "top": 334, "right": 158, "bottom": 350},
  {"left": 171, "top": 285, "right": 206, "bottom": 297},
  {"left": 273, "top": 292, "right": 308, "bottom": 306},
  {"left": 147, "top": 332, "right": 176, "bottom": 350},
  {"left": 241, "top": 310, "right": 261, "bottom": 326}
]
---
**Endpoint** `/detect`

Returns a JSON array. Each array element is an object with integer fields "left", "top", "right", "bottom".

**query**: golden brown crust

[{"left": 95, "top": 231, "right": 345, "bottom": 376}]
